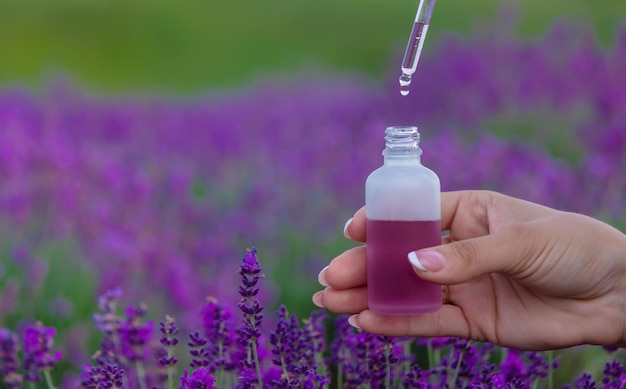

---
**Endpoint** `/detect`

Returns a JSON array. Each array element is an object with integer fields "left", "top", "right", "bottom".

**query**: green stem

[
  {"left": 167, "top": 365, "right": 174, "bottom": 389},
  {"left": 216, "top": 370, "right": 224, "bottom": 389},
  {"left": 337, "top": 364, "right": 343, "bottom": 389},
  {"left": 216, "top": 339, "right": 224, "bottom": 388},
  {"left": 43, "top": 370, "right": 56, "bottom": 389},
  {"left": 427, "top": 339, "right": 435, "bottom": 370},
  {"left": 401, "top": 341, "right": 411, "bottom": 388},
  {"left": 385, "top": 342, "right": 391, "bottom": 389},
  {"left": 547, "top": 350, "right": 554, "bottom": 389},
  {"left": 166, "top": 344, "right": 174, "bottom": 389},
  {"left": 135, "top": 361, "right": 148, "bottom": 389},
  {"left": 252, "top": 342, "right": 263, "bottom": 389},
  {"left": 315, "top": 350, "right": 326, "bottom": 377},
  {"left": 280, "top": 353, "right": 289, "bottom": 376},
  {"left": 449, "top": 342, "right": 469, "bottom": 388},
  {"left": 499, "top": 347, "right": 507, "bottom": 366}
]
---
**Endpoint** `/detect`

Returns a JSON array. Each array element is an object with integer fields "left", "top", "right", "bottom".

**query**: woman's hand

[{"left": 313, "top": 190, "right": 626, "bottom": 350}]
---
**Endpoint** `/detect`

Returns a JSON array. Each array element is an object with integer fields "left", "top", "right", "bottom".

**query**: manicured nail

[
  {"left": 317, "top": 266, "right": 329, "bottom": 287},
  {"left": 343, "top": 217, "right": 353, "bottom": 239},
  {"left": 408, "top": 250, "right": 444, "bottom": 272},
  {"left": 312, "top": 291, "right": 325, "bottom": 308},
  {"left": 348, "top": 314, "right": 361, "bottom": 329}
]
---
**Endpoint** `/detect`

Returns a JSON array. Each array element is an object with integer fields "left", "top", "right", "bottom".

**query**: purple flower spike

[
  {"left": 602, "top": 359, "right": 624, "bottom": 387},
  {"left": 118, "top": 304, "right": 154, "bottom": 363},
  {"left": 179, "top": 368, "right": 217, "bottom": 389},
  {"left": 159, "top": 315, "right": 179, "bottom": 389},
  {"left": 188, "top": 331, "right": 210, "bottom": 369},
  {"left": 499, "top": 349, "right": 528, "bottom": 381},
  {"left": 79, "top": 362, "right": 125, "bottom": 389},
  {"left": 22, "top": 322, "right": 63, "bottom": 383},
  {"left": 0, "top": 328, "right": 23, "bottom": 389},
  {"left": 159, "top": 315, "right": 179, "bottom": 368},
  {"left": 236, "top": 248, "right": 264, "bottom": 356},
  {"left": 236, "top": 248, "right": 265, "bottom": 387},
  {"left": 302, "top": 310, "right": 329, "bottom": 379},
  {"left": 403, "top": 364, "right": 426, "bottom": 388},
  {"left": 269, "top": 305, "right": 300, "bottom": 376},
  {"left": 573, "top": 372, "right": 597, "bottom": 388},
  {"left": 94, "top": 288, "right": 123, "bottom": 334},
  {"left": 200, "top": 296, "right": 236, "bottom": 374}
]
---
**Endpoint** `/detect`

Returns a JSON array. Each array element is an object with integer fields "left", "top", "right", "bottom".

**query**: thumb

[{"left": 408, "top": 226, "right": 532, "bottom": 285}]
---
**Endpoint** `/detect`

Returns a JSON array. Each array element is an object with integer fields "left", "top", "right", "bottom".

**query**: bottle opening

[{"left": 384, "top": 126, "right": 420, "bottom": 153}]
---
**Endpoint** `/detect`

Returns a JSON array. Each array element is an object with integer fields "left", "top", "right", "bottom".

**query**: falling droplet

[{"left": 399, "top": 73, "right": 411, "bottom": 96}]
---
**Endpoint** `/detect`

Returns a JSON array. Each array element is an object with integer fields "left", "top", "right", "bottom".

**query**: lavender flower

[
  {"left": 236, "top": 248, "right": 265, "bottom": 388},
  {"left": 200, "top": 296, "right": 236, "bottom": 381},
  {"left": 118, "top": 304, "right": 154, "bottom": 363},
  {"left": 302, "top": 310, "right": 329, "bottom": 380},
  {"left": 188, "top": 331, "right": 209, "bottom": 369},
  {"left": 601, "top": 359, "right": 625, "bottom": 388},
  {"left": 403, "top": 364, "right": 426, "bottom": 389},
  {"left": 92, "top": 288, "right": 125, "bottom": 370},
  {"left": 269, "top": 305, "right": 302, "bottom": 378},
  {"left": 79, "top": 362, "right": 125, "bottom": 389},
  {"left": 572, "top": 373, "right": 597, "bottom": 389},
  {"left": 329, "top": 315, "right": 354, "bottom": 387},
  {"left": 0, "top": 328, "right": 23, "bottom": 389},
  {"left": 500, "top": 349, "right": 528, "bottom": 382},
  {"left": 118, "top": 304, "right": 154, "bottom": 389},
  {"left": 159, "top": 315, "right": 179, "bottom": 389},
  {"left": 179, "top": 368, "right": 217, "bottom": 389},
  {"left": 94, "top": 288, "right": 123, "bottom": 334},
  {"left": 22, "top": 322, "right": 62, "bottom": 386}
]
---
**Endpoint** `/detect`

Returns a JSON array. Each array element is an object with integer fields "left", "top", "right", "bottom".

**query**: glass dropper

[{"left": 399, "top": 0, "right": 437, "bottom": 96}]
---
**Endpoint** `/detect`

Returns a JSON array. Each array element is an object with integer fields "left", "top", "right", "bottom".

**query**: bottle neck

[{"left": 382, "top": 126, "right": 422, "bottom": 165}]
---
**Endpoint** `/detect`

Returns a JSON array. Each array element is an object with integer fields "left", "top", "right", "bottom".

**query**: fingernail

[
  {"left": 348, "top": 314, "right": 361, "bottom": 329},
  {"left": 312, "top": 291, "right": 325, "bottom": 308},
  {"left": 343, "top": 218, "right": 353, "bottom": 239},
  {"left": 318, "top": 266, "right": 329, "bottom": 287},
  {"left": 408, "top": 250, "right": 444, "bottom": 272}
]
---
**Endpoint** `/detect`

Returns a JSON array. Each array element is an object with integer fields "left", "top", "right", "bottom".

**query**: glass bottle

[{"left": 365, "top": 125, "right": 441, "bottom": 315}]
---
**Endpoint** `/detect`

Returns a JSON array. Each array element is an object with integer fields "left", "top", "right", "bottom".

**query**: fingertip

[
  {"left": 343, "top": 218, "right": 353, "bottom": 239},
  {"left": 348, "top": 314, "right": 361, "bottom": 329},
  {"left": 318, "top": 266, "right": 329, "bottom": 287},
  {"left": 312, "top": 291, "right": 325, "bottom": 308},
  {"left": 407, "top": 251, "right": 427, "bottom": 271},
  {"left": 408, "top": 250, "right": 444, "bottom": 272}
]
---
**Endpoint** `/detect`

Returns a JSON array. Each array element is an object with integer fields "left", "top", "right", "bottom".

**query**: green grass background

[{"left": 1, "top": 0, "right": 625, "bottom": 94}]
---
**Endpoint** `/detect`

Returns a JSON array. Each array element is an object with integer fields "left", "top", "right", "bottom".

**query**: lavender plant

[{"left": 2, "top": 248, "right": 626, "bottom": 388}]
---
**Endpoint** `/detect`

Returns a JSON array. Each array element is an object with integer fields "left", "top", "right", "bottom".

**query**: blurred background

[
  {"left": 1, "top": 0, "right": 626, "bottom": 386},
  {"left": 1, "top": 0, "right": 625, "bottom": 93}
]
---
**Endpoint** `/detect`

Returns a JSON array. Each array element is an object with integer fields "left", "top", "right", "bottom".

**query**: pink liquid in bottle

[{"left": 367, "top": 219, "right": 441, "bottom": 315}]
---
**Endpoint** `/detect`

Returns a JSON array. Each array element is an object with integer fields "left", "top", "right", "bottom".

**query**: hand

[{"left": 313, "top": 190, "right": 626, "bottom": 350}]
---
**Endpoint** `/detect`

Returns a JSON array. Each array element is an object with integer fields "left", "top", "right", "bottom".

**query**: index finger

[
  {"left": 441, "top": 190, "right": 553, "bottom": 241},
  {"left": 348, "top": 191, "right": 501, "bottom": 244}
]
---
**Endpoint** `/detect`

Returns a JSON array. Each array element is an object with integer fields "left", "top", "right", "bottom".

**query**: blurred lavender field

[{"left": 1, "top": 14, "right": 626, "bottom": 385}]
